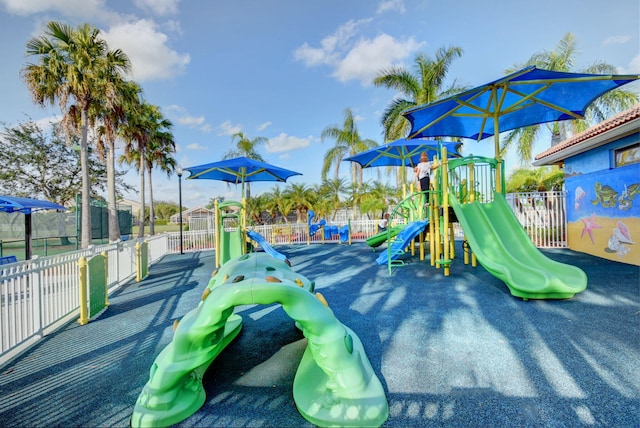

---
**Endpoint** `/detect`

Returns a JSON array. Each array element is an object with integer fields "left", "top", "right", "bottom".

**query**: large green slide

[{"left": 449, "top": 192, "right": 587, "bottom": 299}]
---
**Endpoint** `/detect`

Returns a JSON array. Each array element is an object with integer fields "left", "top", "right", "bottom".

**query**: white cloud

[
  {"left": 377, "top": 0, "right": 405, "bottom": 14},
  {"left": 603, "top": 35, "right": 631, "bottom": 46},
  {"left": 266, "top": 133, "right": 311, "bottom": 153},
  {"left": 257, "top": 121, "right": 272, "bottom": 131},
  {"left": 293, "top": 19, "right": 370, "bottom": 67},
  {"left": 177, "top": 115, "right": 205, "bottom": 126},
  {"left": 186, "top": 143, "right": 207, "bottom": 151},
  {"left": 294, "top": 17, "right": 422, "bottom": 85},
  {"left": 217, "top": 120, "right": 242, "bottom": 136},
  {"left": 333, "top": 33, "right": 423, "bottom": 85},
  {"left": 133, "top": 0, "right": 180, "bottom": 16},
  {"left": 101, "top": 19, "right": 190, "bottom": 81},
  {"left": 1, "top": 0, "right": 189, "bottom": 83},
  {"left": 621, "top": 54, "right": 640, "bottom": 74},
  {"left": 0, "top": 0, "right": 109, "bottom": 19}
]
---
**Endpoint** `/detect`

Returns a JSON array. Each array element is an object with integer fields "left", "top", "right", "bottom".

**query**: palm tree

[
  {"left": 22, "top": 21, "right": 131, "bottom": 248},
  {"left": 506, "top": 166, "right": 565, "bottom": 193},
  {"left": 144, "top": 126, "right": 176, "bottom": 235},
  {"left": 263, "top": 186, "right": 291, "bottom": 223},
  {"left": 373, "top": 46, "right": 464, "bottom": 142},
  {"left": 503, "top": 33, "right": 639, "bottom": 164},
  {"left": 283, "top": 183, "right": 315, "bottom": 223},
  {"left": 120, "top": 102, "right": 172, "bottom": 238},
  {"left": 95, "top": 79, "right": 139, "bottom": 242},
  {"left": 321, "top": 108, "right": 378, "bottom": 192},
  {"left": 318, "top": 178, "right": 347, "bottom": 220},
  {"left": 223, "top": 131, "right": 267, "bottom": 199}
]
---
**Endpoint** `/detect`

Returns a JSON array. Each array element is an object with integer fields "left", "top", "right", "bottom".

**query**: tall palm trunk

[
  {"left": 106, "top": 139, "right": 120, "bottom": 242},
  {"left": 80, "top": 107, "right": 92, "bottom": 248},
  {"left": 138, "top": 152, "right": 146, "bottom": 238},
  {"left": 147, "top": 165, "right": 155, "bottom": 235}
]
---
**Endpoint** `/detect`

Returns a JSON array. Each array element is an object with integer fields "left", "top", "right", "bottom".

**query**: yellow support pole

[
  {"left": 429, "top": 203, "right": 435, "bottom": 266},
  {"left": 78, "top": 256, "right": 89, "bottom": 325},
  {"left": 449, "top": 222, "right": 455, "bottom": 259},
  {"left": 440, "top": 147, "right": 451, "bottom": 276},
  {"left": 214, "top": 199, "right": 220, "bottom": 268},
  {"left": 102, "top": 251, "right": 110, "bottom": 308},
  {"left": 241, "top": 197, "right": 246, "bottom": 255}
]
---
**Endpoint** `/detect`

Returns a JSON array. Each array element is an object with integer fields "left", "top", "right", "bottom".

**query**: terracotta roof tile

[{"left": 534, "top": 105, "right": 640, "bottom": 160}]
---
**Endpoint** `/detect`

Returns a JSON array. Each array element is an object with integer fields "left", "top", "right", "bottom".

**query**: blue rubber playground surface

[{"left": 0, "top": 242, "right": 638, "bottom": 427}]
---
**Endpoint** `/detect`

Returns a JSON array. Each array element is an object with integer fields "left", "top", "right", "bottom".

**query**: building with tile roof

[{"left": 534, "top": 105, "right": 639, "bottom": 265}]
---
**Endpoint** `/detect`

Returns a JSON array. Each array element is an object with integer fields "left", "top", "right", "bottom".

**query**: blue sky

[{"left": 0, "top": 0, "right": 638, "bottom": 209}]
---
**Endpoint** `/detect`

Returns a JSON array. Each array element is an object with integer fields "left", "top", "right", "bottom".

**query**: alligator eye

[
  {"left": 232, "top": 275, "right": 245, "bottom": 283},
  {"left": 265, "top": 275, "right": 281, "bottom": 283},
  {"left": 295, "top": 278, "right": 304, "bottom": 287},
  {"left": 344, "top": 332, "right": 354, "bottom": 354},
  {"left": 315, "top": 292, "right": 329, "bottom": 307},
  {"left": 265, "top": 266, "right": 276, "bottom": 271}
]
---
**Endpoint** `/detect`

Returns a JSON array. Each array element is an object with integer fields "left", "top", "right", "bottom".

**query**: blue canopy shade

[
  {"left": 184, "top": 157, "right": 302, "bottom": 184},
  {"left": 0, "top": 196, "right": 66, "bottom": 214},
  {"left": 344, "top": 139, "right": 462, "bottom": 168},
  {"left": 403, "top": 66, "right": 640, "bottom": 142}
]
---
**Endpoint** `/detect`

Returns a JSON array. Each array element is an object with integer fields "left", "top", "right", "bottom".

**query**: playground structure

[
  {"left": 308, "top": 210, "right": 351, "bottom": 244},
  {"left": 131, "top": 251, "right": 389, "bottom": 427},
  {"left": 375, "top": 145, "right": 587, "bottom": 300}
]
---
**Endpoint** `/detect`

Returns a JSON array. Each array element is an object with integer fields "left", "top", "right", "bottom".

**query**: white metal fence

[
  {"left": 506, "top": 191, "right": 567, "bottom": 248},
  {"left": 0, "top": 235, "right": 167, "bottom": 365},
  {"left": 1, "top": 191, "right": 566, "bottom": 365}
]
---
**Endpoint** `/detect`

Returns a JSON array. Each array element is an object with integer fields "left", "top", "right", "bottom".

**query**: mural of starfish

[{"left": 581, "top": 214, "right": 602, "bottom": 244}]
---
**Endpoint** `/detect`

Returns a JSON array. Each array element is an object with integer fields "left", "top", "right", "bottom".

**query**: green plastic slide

[
  {"left": 366, "top": 225, "right": 403, "bottom": 248},
  {"left": 450, "top": 193, "right": 587, "bottom": 299},
  {"left": 131, "top": 253, "right": 388, "bottom": 427}
]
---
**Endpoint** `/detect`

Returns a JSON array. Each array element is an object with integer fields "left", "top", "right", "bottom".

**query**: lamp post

[{"left": 177, "top": 166, "right": 183, "bottom": 254}]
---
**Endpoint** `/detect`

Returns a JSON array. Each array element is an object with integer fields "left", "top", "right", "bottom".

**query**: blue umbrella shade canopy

[
  {"left": 344, "top": 139, "right": 462, "bottom": 168},
  {"left": 184, "top": 157, "right": 302, "bottom": 185},
  {"left": 403, "top": 66, "right": 640, "bottom": 143},
  {"left": 0, "top": 196, "right": 66, "bottom": 214}
]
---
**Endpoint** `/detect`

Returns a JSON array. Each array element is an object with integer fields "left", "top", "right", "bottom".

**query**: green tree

[
  {"left": 321, "top": 108, "right": 377, "bottom": 193},
  {"left": 318, "top": 178, "right": 348, "bottom": 220},
  {"left": 120, "top": 101, "right": 172, "bottom": 237},
  {"left": 22, "top": 21, "right": 131, "bottom": 248},
  {"left": 263, "top": 186, "right": 292, "bottom": 223},
  {"left": 373, "top": 46, "right": 464, "bottom": 141},
  {"left": 0, "top": 120, "right": 131, "bottom": 204},
  {"left": 284, "top": 183, "right": 315, "bottom": 223},
  {"left": 223, "top": 131, "right": 267, "bottom": 199},
  {"left": 373, "top": 46, "right": 464, "bottom": 187},
  {"left": 506, "top": 166, "right": 565, "bottom": 193},
  {"left": 144, "top": 123, "right": 176, "bottom": 235},
  {"left": 95, "top": 80, "right": 139, "bottom": 241},
  {"left": 504, "top": 33, "right": 639, "bottom": 164},
  {"left": 245, "top": 194, "right": 269, "bottom": 225},
  {"left": 153, "top": 201, "right": 180, "bottom": 222}
]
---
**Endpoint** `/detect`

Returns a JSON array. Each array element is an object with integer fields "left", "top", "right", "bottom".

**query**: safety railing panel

[
  {"left": 0, "top": 235, "right": 168, "bottom": 365},
  {"left": 506, "top": 191, "right": 568, "bottom": 248}
]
